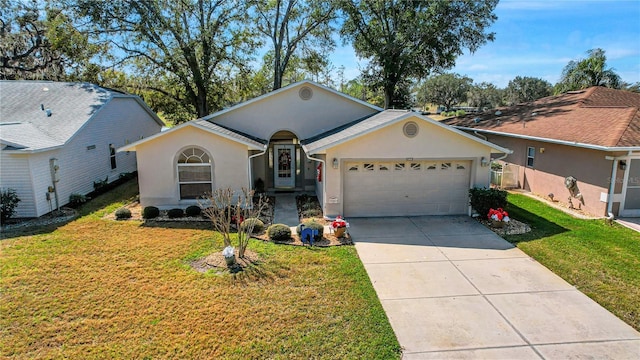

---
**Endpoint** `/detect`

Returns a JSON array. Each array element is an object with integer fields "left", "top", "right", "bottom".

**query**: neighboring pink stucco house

[
  {"left": 120, "top": 81, "right": 510, "bottom": 217},
  {"left": 446, "top": 86, "right": 640, "bottom": 218}
]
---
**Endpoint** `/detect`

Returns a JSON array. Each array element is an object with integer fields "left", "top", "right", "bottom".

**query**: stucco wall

[
  {"left": 213, "top": 83, "right": 379, "bottom": 140},
  {"left": 321, "top": 117, "right": 494, "bottom": 216},
  {"left": 135, "top": 125, "right": 249, "bottom": 208},
  {"left": 484, "top": 134, "right": 616, "bottom": 217}
]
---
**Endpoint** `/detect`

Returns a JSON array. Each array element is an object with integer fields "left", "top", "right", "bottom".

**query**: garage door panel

[{"left": 343, "top": 160, "right": 471, "bottom": 217}]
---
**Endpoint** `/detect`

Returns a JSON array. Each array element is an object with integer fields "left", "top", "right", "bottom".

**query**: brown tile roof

[{"left": 444, "top": 86, "right": 640, "bottom": 148}]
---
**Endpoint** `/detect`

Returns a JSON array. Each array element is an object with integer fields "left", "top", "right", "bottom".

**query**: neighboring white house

[
  {"left": 0, "top": 81, "right": 163, "bottom": 218},
  {"left": 121, "top": 80, "right": 511, "bottom": 217}
]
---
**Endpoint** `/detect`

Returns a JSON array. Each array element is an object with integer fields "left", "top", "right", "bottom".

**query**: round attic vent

[
  {"left": 403, "top": 121, "right": 419, "bottom": 138},
  {"left": 299, "top": 86, "right": 313, "bottom": 100}
]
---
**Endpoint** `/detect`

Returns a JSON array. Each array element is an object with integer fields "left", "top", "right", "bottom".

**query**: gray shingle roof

[
  {"left": 192, "top": 119, "right": 267, "bottom": 148},
  {"left": 302, "top": 109, "right": 412, "bottom": 153},
  {"left": 0, "top": 81, "right": 141, "bottom": 151},
  {"left": 302, "top": 109, "right": 512, "bottom": 155}
]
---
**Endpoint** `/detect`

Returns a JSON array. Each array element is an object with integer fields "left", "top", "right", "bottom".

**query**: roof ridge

[{"left": 615, "top": 108, "right": 640, "bottom": 147}]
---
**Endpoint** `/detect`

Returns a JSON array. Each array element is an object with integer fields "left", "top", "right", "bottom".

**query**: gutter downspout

[
  {"left": 248, "top": 147, "right": 268, "bottom": 191},
  {"left": 492, "top": 152, "right": 509, "bottom": 162},
  {"left": 474, "top": 130, "right": 511, "bottom": 162},
  {"left": 305, "top": 152, "right": 326, "bottom": 217},
  {"left": 474, "top": 130, "right": 488, "bottom": 141}
]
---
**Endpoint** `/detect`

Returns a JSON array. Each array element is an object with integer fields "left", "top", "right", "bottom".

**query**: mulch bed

[
  {"left": 1, "top": 207, "right": 78, "bottom": 232},
  {"left": 104, "top": 197, "right": 275, "bottom": 224},
  {"left": 252, "top": 231, "right": 352, "bottom": 247},
  {"left": 189, "top": 248, "right": 261, "bottom": 273},
  {"left": 477, "top": 218, "right": 531, "bottom": 236}
]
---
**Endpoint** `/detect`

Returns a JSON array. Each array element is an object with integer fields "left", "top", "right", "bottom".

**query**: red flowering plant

[
  {"left": 231, "top": 214, "right": 244, "bottom": 225},
  {"left": 331, "top": 215, "right": 348, "bottom": 229},
  {"left": 488, "top": 208, "right": 510, "bottom": 223}
]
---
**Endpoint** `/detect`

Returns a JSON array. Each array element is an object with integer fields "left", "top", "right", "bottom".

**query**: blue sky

[{"left": 332, "top": 0, "right": 640, "bottom": 88}]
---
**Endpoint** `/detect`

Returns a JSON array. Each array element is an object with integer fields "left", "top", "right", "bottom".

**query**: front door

[{"left": 274, "top": 144, "right": 295, "bottom": 188}]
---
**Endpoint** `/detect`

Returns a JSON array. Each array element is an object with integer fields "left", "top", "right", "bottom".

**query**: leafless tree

[{"left": 201, "top": 187, "right": 268, "bottom": 258}]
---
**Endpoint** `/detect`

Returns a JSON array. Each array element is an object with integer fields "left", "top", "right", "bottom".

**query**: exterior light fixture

[
  {"left": 619, "top": 161, "right": 627, "bottom": 170},
  {"left": 480, "top": 157, "right": 490, "bottom": 167},
  {"left": 332, "top": 158, "right": 339, "bottom": 169}
]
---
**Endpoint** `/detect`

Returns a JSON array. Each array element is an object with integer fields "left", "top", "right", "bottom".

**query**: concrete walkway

[
  {"left": 272, "top": 193, "right": 300, "bottom": 227},
  {"left": 617, "top": 218, "right": 640, "bottom": 233},
  {"left": 350, "top": 216, "right": 640, "bottom": 359}
]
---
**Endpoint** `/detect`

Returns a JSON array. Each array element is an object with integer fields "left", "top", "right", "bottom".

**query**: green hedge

[
  {"left": 268, "top": 223, "right": 291, "bottom": 241},
  {"left": 469, "top": 187, "right": 508, "bottom": 217},
  {"left": 142, "top": 206, "right": 160, "bottom": 219},
  {"left": 115, "top": 207, "right": 132, "bottom": 220}
]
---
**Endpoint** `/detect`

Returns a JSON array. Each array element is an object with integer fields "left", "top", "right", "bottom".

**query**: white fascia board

[
  {"left": 303, "top": 113, "right": 414, "bottom": 154},
  {"left": 424, "top": 116, "right": 513, "bottom": 154},
  {"left": 1, "top": 145, "right": 63, "bottom": 154},
  {"left": 117, "top": 121, "right": 265, "bottom": 153},
  {"left": 306, "top": 113, "right": 512, "bottom": 155},
  {"left": 455, "top": 126, "right": 640, "bottom": 152}
]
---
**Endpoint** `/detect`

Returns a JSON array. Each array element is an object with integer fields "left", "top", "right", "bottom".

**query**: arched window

[{"left": 177, "top": 147, "right": 212, "bottom": 199}]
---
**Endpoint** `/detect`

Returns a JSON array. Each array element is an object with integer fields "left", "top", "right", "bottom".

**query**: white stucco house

[
  {"left": 0, "top": 81, "right": 163, "bottom": 218},
  {"left": 120, "top": 80, "right": 510, "bottom": 217}
]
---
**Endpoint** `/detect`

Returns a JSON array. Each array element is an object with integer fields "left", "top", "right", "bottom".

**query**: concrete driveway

[{"left": 350, "top": 216, "right": 640, "bottom": 359}]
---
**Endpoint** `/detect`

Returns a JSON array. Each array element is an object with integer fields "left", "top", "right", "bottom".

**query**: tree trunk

[
  {"left": 195, "top": 88, "right": 208, "bottom": 118},
  {"left": 383, "top": 83, "right": 395, "bottom": 109},
  {"left": 273, "top": 45, "right": 283, "bottom": 90}
]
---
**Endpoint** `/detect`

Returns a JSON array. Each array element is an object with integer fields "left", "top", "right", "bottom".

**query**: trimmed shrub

[
  {"left": 142, "top": 206, "right": 160, "bottom": 219},
  {"left": 115, "top": 207, "right": 132, "bottom": 220},
  {"left": 296, "top": 220, "right": 324, "bottom": 241},
  {"left": 93, "top": 176, "right": 108, "bottom": 192},
  {"left": 167, "top": 208, "right": 184, "bottom": 219},
  {"left": 185, "top": 205, "right": 201, "bottom": 217},
  {"left": 68, "top": 193, "right": 89, "bottom": 207},
  {"left": 455, "top": 110, "right": 466, "bottom": 117},
  {"left": 0, "top": 188, "right": 21, "bottom": 225},
  {"left": 240, "top": 217, "right": 265, "bottom": 233},
  {"left": 267, "top": 223, "right": 291, "bottom": 241},
  {"left": 469, "top": 187, "right": 508, "bottom": 217}
]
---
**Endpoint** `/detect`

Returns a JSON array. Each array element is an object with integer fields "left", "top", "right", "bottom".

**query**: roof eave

[
  {"left": 1, "top": 145, "right": 63, "bottom": 154},
  {"left": 118, "top": 121, "right": 266, "bottom": 153},
  {"left": 455, "top": 126, "right": 640, "bottom": 152},
  {"left": 303, "top": 112, "right": 416, "bottom": 154},
  {"left": 304, "top": 112, "right": 512, "bottom": 155}
]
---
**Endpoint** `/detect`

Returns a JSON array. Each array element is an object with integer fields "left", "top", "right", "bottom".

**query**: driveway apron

[{"left": 350, "top": 216, "right": 640, "bottom": 359}]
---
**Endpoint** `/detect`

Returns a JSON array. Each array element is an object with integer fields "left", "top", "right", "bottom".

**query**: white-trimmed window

[
  {"left": 527, "top": 146, "right": 535, "bottom": 167},
  {"left": 177, "top": 147, "right": 212, "bottom": 199},
  {"left": 109, "top": 144, "right": 117, "bottom": 169}
]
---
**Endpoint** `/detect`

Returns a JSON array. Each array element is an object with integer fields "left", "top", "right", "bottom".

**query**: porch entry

[
  {"left": 274, "top": 144, "right": 295, "bottom": 188},
  {"left": 621, "top": 158, "right": 640, "bottom": 217}
]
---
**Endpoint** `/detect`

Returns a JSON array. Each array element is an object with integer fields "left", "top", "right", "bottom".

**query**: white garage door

[{"left": 343, "top": 160, "right": 471, "bottom": 217}]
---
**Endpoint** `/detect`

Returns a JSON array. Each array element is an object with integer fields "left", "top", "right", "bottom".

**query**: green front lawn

[
  {"left": 505, "top": 194, "right": 640, "bottom": 331},
  {"left": 0, "top": 180, "right": 400, "bottom": 359}
]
